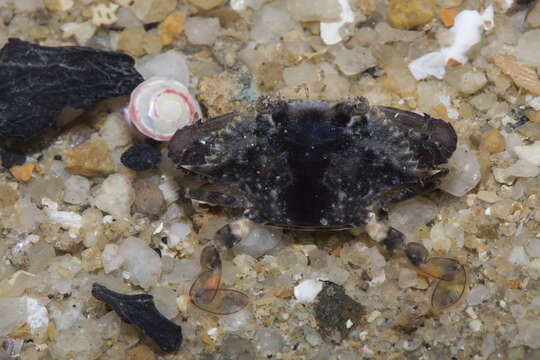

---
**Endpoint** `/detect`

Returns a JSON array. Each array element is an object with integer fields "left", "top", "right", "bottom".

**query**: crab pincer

[{"left": 189, "top": 245, "right": 249, "bottom": 315}]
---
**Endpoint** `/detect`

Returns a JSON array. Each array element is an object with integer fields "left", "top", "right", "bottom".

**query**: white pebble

[
  {"left": 63, "top": 175, "right": 90, "bottom": 205},
  {"left": 439, "top": 144, "right": 481, "bottom": 197},
  {"left": 233, "top": 225, "right": 282, "bottom": 258},
  {"left": 61, "top": 21, "right": 97, "bottom": 45},
  {"left": 294, "top": 279, "right": 323, "bottom": 303},
  {"left": 93, "top": 174, "right": 134, "bottom": 219},
  {"left": 469, "top": 319, "right": 482, "bottom": 332},
  {"left": 509, "top": 246, "right": 529, "bottom": 265},
  {"left": 514, "top": 141, "right": 540, "bottom": 166},
  {"left": 184, "top": 17, "right": 220, "bottom": 45},
  {"left": 320, "top": 0, "right": 354, "bottom": 45},
  {"left": 119, "top": 237, "right": 161, "bottom": 288},
  {"left": 101, "top": 244, "right": 124, "bottom": 274},
  {"left": 136, "top": 50, "right": 190, "bottom": 85}
]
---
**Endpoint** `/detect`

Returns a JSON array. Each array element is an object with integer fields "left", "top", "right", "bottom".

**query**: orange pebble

[
  {"left": 9, "top": 163, "right": 34, "bottom": 182},
  {"left": 440, "top": 8, "right": 458, "bottom": 27}
]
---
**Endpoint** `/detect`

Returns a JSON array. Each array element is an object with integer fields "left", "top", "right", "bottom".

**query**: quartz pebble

[
  {"left": 136, "top": 50, "right": 190, "bottom": 85},
  {"left": 101, "top": 244, "right": 124, "bottom": 274},
  {"left": 119, "top": 237, "right": 161, "bottom": 288},
  {"left": 334, "top": 46, "right": 376, "bottom": 76},
  {"left": 440, "top": 145, "right": 481, "bottom": 197},
  {"left": 60, "top": 21, "right": 96, "bottom": 45},
  {"left": 294, "top": 280, "right": 323, "bottom": 303},
  {"left": 184, "top": 17, "right": 220, "bottom": 46},
  {"left": 320, "top": 0, "right": 354, "bottom": 45},
  {"left": 526, "top": 2, "right": 540, "bottom": 28},
  {"left": 63, "top": 175, "right": 90, "bottom": 205},
  {"left": 286, "top": 0, "right": 342, "bottom": 22},
  {"left": 132, "top": 0, "right": 176, "bottom": 23},
  {"left": 250, "top": 2, "right": 300, "bottom": 43},
  {"left": 513, "top": 141, "right": 540, "bottom": 166},
  {"left": 233, "top": 225, "right": 282, "bottom": 258},
  {"left": 99, "top": 113, "right": 131, "bottom": 151},
  {"left": 93, "top": 174, "right": 135, "bottom": 219},
  {"left": 516, "top": 29, "right": 540, "bottom": 68}
]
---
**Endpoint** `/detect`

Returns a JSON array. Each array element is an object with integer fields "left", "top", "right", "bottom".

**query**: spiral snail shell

[{"left": 123, "top": 77, "right": 201, "bottom": 141}]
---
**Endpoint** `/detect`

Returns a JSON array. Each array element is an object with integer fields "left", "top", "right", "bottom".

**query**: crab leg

[
  {"left": 214, "top": 218, "right": 255, "bottom": 251},
  {"left": 182, "top": 188, "right": 247, "bottom": 208},
  {"left": 364, "top": 212, "right": 467, "bottom": 311}
]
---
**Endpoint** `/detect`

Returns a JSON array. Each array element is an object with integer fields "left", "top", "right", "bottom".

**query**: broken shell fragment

[{"left": 123, "top": 77, "right": 201, "bottom": 141}]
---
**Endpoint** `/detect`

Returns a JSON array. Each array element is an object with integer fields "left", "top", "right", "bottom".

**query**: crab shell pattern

[{"left": 168, "top": 98, "right": 457, "bottom": 230}]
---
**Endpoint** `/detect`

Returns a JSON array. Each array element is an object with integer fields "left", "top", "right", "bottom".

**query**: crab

[{"left": 168, "top": 97, "right": 468, "bottom": 311}]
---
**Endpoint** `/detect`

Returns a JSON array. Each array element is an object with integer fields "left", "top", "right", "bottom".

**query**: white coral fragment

[
  {"left": 409, "top": 5, "right": 494, "bottom": 80},
  {"left": 92, "top": 3, "right": 120, "bottom": 26}
]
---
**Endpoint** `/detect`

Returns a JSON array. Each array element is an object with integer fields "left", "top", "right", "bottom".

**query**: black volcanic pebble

[
  {"left": 121, "top": 144, "right": 162, "bottom": 171},
  {"left": 1, "top": 149, "right": 26, "bottom": 169},
  {"left": 0, "top": 38, "right": 143, "bottom": 140},
  {"left": 91, "top": 283, "right": 182, "bottom": 352}
]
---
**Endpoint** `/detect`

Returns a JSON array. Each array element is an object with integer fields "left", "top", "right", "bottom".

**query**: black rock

[
  {"left": 0, "top": 38, "right": 143, "bottom": 140},
  {"left": 314, "top": 281, "right": 365, "bottom": 344},
  {"left": 91, "top": 283, "right": 182, "bottom": 352},
  {"left": 1, "top": 149, "right": 26, "bottom": 169},
  {"left": 121, "top": 144, "right": 161, "bottom": 171}
]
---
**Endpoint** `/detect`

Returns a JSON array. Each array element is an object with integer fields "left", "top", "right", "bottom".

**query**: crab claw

[
  {"left": 189, "top": 244, "right": 250, "bottom": 315},
  {"left": 189, "top": 245, "right": 222, "bottom": 305},
  {"left": 431, "top": 260, "right": 468, "bottom": 311},
  {"left": 190, "top": 288, "right": 249, "bottom": 315},
  {"left": 405, "top": 243, "right": 467, "bottom": 311}
]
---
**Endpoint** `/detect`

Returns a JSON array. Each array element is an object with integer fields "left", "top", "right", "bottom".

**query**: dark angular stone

[
  {"left": 1, "top": 149, "right": 26, "bottom": 169},
  {"left": 0, "top": 38, "right": 143, "bottom": 140},
  {"left": 91, "top": 283, "right": 182, "bottom": 352},
  {"left": 314, "top": 281, "right": 365, "bottom": 343},
  {"left": 121, "top": 144, "right": 161, "bottom": 171}
]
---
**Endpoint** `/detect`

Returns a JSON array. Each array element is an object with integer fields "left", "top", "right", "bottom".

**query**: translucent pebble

[
  {"left": 233, "top": 225, "right": 282, "bottom": 258},
  {"left": 509, "top": 246, "right": 529, "bottom": 265},
  {"left": 388, "top": 198, "right": 438, "bottom": 233},
  {"left": 439, "top": 145, "right": 481, "bottom": 197},
  {"left": 184, "top": 17, "right": 220, "bottom": 45},
  {"left": 286, "top": 0, "right": 341, "bottom": 22},
  {"left": 136, "top": 50, "right": 190, "bottom": 85},
  {"left": 294, "top": 279, "right": 323, "bottom": 303},
  {"left": 119, "top": 237, "right": 161, "bottom": 288},
  {"left": 250, "top": 2, "right": 299, "bottom": 43},
  {"left": 283, "top": 62, "right": 318, "bottom": 87},
  {"left": 63, "top": 175, "right": 90, "bottom": 205},
  {"left": 526, "top": 239, "right": 540, "bottom": 258},
  {"left": 93, "top": 174, "right": 134, "bottom": 219},
  {"left": 334, "top": 46, "right": 377, "bottom": 76},
  {"left": 151, "top": 286, "right": 179, "bottom": 319},
  {"left": 467, "top": 285, "right": 488, "bottom": 306},
  {"left": 101, "top": 244, "right": 124, "bottom": 274}
]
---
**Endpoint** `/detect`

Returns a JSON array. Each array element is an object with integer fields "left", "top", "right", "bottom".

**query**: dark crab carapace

[{"left": 168, "top": 97, "right": 467, "bottom": 311}]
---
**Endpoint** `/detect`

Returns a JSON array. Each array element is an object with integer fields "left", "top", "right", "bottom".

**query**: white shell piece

[{"left": 125, "top": 77, "right": 201, "bottom": 141}]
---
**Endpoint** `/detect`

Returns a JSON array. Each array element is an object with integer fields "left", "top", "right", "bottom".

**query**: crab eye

[{"left": 351, "top": 97, "right": 370, "bottom": 116}]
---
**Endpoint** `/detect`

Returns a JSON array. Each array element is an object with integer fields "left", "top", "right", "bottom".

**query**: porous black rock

[
  {"left": 91, "top": 283, "right": 182, "bottom": 352},
  {"left": 0, "top": 38, "right": 143, "bottom": 140},
  {"left": 121, "top": 144, "right": 161, "bottom": 171},
  {"left": 1, "top": 149, "right": 26, "bottom": 169},
  {"left": 314, "top": 281, "right": 365, "bottom": 344}
]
